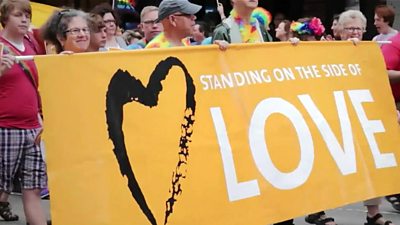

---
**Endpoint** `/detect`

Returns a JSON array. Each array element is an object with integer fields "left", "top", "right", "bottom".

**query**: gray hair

[
  {"left": 140, "top": 6, "right": 158, "bottom": 22},
  {"left": 41, "top": 8, "right": 88, "bottom": 53},
  {"left": 338, "top": 9, "right": 367, "bottom": 29}
]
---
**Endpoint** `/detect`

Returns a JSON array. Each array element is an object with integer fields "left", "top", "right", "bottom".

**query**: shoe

[{"left": 0, "top": 201, "right": 19, "bottom": 221}]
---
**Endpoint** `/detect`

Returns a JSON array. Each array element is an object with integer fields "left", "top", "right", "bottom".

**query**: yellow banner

[
  {"left": 36, "top": 42, "right": 400, "bottom": 225},
  {"left": 31, "top": 2, "right": 59, "bottom": 28}
]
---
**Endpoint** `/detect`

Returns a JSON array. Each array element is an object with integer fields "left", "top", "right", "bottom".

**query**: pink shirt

[
  {"left": 0, "top": 37, "right": 40, "bottom": 129},
  {"left": 382, "top": 33, "right": 400, "bottom": 101}
]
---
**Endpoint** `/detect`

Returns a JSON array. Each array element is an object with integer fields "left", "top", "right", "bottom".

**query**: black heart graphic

[{"left": 105, "top": 57, "right": 196, "bottom": 225}]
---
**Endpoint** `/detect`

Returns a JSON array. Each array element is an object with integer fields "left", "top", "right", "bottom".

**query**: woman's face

[
  {"left": 275, "top": 22, "right": 287, "bottom": 41},
  {"left": 103, "top": 12, "right": 116, "bottom": 36},
  {"left": 62, "top": 16, "right": 90, "bottom": 53},
  {"left": 341, "top": 18, "right": 365, "bottom": 40}
]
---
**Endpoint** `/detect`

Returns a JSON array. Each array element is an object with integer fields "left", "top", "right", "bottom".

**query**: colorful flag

[{"left": 113, "top": 0, "right": 136, "bottom": 12}]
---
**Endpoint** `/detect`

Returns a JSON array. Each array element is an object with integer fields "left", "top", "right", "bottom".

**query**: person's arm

[
  {"left": 388, "top": 70, "right": 400, "bottom": 83},
  {"left": 216, "top": 2, "right": 226, "bottom": 21},
  {"left": 211, "top": 24, "right": 230, "bottom": 51},
  {"left": 212, "top": 24, "right": 230, "bottom": 43}
]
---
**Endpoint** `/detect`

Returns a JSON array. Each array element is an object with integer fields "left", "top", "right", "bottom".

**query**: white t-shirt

[{"left": 373, "top": 28, "right": 398, "bottom": 46}]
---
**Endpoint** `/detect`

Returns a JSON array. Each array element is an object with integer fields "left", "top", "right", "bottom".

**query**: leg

[
  {"left": 364, "top": 198, "right": 394, "bottom": 225},
  {"left": 20, "top": 128, "right": 48, "bottom": 225},
  {"left": 0, "top": 128, "right": 23, "bottom": 221},
  {"left": 22, "top": 189, "right": 46, "bottom": 225},
  {"left": 366, "top": 204, "right": 380, "bottom": 218},
  {"left": 0, "top": 192, "right": 19, "bottom": 221},
  {"left": 0, "top": 192, "right": 8, "bottom": 202}
]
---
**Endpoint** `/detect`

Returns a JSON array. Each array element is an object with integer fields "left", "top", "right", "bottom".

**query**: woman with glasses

[
  {"left": 91, "top": 3, "right": 127, "bottom": 50},
  {"left": 41, "top": 9, "right": 90, "bottom": 54},
  {"left": 338, "top": 10, "right": 366, "bottom": 42},
  {"left": 337, "top": 10, "right": 395, "bottom": 225},
  {"left": 281, "top": 16, "right": 339, "bottom": 225}
]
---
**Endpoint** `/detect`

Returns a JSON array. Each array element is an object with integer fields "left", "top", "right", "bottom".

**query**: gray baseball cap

[{"left": 156, "top": 0, "right": 202, "bottom": 22}]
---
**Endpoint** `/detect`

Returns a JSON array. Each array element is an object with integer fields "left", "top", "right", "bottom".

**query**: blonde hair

[
  {"left": 140, "top": 6, "right": 158, "bottom": 21},
  {"left": 0, "top": 0, "right": 31, "bottom": 27},
  {"left": 88, "top": 13, "right": 105, "bottom": 33}
]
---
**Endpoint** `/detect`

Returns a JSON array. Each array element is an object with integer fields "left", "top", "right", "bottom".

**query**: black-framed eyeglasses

[
  {"left": 142, "top": 19, "right": 159, "bottom": 25},
  {"left": 103, "top": 19, "right": 116, "bottom": 24},
  {"left": 64, "top": 27, "right": 90, "bottom": 36},
  {"left": 344, "top": 27, "right": 365, "bottom": 33}
]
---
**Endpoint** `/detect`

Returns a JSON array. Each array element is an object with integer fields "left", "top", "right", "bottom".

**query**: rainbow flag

[
  {"left": 113, "top": 0, "right": 136, "bottom": 12},
  {"left": 252, "top": 7, "right": 272, "bottom": 27}
]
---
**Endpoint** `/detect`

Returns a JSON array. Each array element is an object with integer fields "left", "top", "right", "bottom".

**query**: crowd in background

[{"left": 1, "top": 0, "right": 400, "bottom": 225}]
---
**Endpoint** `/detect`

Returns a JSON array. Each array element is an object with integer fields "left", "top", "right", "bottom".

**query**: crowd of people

[{"left": 0, "top": 0, "right": 400, "bottom": 225}]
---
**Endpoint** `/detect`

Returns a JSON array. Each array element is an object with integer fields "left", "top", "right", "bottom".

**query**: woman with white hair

[
  {"left": 337, "top": 9, "right": 366, "bottom": 41},
  {"left": 337, "top": 10, "right": 394, "bottom": 225}
]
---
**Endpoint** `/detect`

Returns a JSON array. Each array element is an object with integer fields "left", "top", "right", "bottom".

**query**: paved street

[
  {"left": 0, "top": 194, "right": 50, "bottom": 225},
  {"left": 1, "top": 194, "right": 400, "bottom": 224},
  {"left": 294, "top": 201, "right": 400, "bottom": 225}
]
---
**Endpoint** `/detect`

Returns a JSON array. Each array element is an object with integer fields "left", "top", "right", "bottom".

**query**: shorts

[{"left": 0, "top": 127, "right": 47, "bottom": 193}]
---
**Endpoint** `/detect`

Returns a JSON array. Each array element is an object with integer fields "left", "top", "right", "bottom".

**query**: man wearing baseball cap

[{"left": 145, "top": 0, "right": 201, "bottom": 48}]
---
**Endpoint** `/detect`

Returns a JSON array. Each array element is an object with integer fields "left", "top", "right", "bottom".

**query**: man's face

[
  {"left": 192, "top": 24, "right": 204, "bottom": 42},
  {"left": 140, "top": 10, "right": 163, "bottom": 41},
  {"left": 232, "top": 0, "right": 258, "bottom": 10},
  {"left": 374, "top": 14, "right": 389, "bottom": 34},
  {"left": 90, "top": 26, "right": 107, "bottom": 49},
  {"left": 169, "top": 12, "right": 196, "bottom": 38}
]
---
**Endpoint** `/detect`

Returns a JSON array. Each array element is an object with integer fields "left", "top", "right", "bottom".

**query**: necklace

[{"left": 230, "top": 9, "right": 260, "bottom": 43}]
